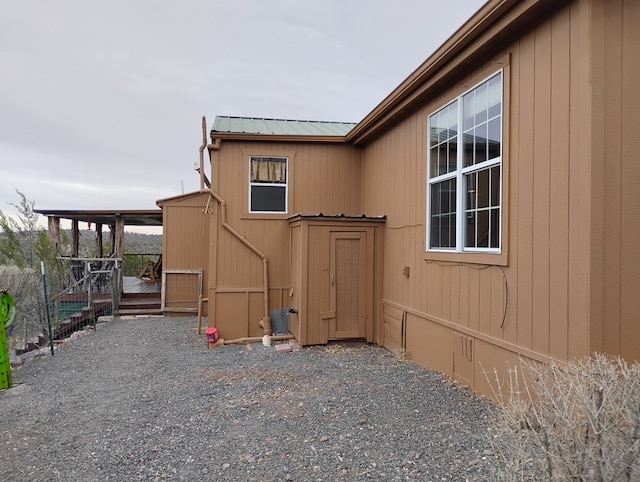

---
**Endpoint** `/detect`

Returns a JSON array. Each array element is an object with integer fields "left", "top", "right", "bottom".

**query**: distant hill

[
  {"left": 73, "top": 230, "right": 163, "bottom": 256},
  {"left": 0, "top": 229, "right": 162, "bottom": 263}
]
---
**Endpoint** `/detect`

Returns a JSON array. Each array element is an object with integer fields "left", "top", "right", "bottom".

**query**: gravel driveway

[{"left": 1, "top": 317, "right": 497, "bottom": 481}]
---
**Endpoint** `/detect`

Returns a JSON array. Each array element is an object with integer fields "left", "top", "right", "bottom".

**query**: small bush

[{"left": 488, "top": 354, "right": 640, "bottom": 481}]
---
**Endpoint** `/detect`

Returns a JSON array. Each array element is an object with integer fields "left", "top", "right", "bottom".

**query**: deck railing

[
  {"left": 49, "top": 257, "right": 121, "bottom": 340},
  {"left": 122, "top": 253, "right": 161, "bottom": 278}
]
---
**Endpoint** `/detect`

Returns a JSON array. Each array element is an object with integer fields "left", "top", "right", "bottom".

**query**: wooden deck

[
  {"left": 120, "top": 277, "right": 162, "bottom": 316},
  {"left": 122, "top": 276, "right": 161, "bottom": 294}
]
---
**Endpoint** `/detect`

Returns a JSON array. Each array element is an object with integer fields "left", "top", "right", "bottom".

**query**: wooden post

[
  {"left": 47, "top": 217, "right": 61, "bottom": 255},
  {"left": 115, "top": 216, "right": 125, "bottom": 292},
  {"left": 71, "top": 219, "right": 79, "bottom": 257},
  {"left": 95, "top": 223, "right": 103, "bottom": 258},
  {"left": 109, "top": 225, "right": 116, "bottom": 256}
]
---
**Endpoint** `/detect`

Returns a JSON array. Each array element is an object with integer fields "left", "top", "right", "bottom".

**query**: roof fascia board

[
  {"left": 347, "top": 0, "right": 567, "bottom": 145},
  {"left": 210, "top": 132, "right": 348, "bottom": 143},
  {"left": 33, "top": 209, "right": 162, "bottom": 226},
  {"left": 155, "top": 190, "right": 210, "bottom": 206},
  {"left": 34, "top": 209, "right": 162, "bottom": 217}
]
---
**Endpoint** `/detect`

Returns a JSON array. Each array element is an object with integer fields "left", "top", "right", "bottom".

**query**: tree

[
  {"left": 0, "top": 191, "right": 38, "bottom": 267},
  {"left": 0, "top": 190, "right": 63, "bottom": 344}
]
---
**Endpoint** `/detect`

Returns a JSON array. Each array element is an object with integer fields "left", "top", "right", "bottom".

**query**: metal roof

[
  {"left": 212, "top": 116, "right": 356, "bottom": 137},
  {"left": 34, "top": 209, "right": 163, "bottom": 227}
]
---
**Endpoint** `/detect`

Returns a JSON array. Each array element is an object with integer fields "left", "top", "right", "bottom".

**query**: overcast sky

[{"left": 1, "top": 0, "right": 486, "bottom": 232}]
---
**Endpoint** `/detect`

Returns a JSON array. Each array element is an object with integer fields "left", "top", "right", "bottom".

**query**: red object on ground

[{"left": 205, "top": 327, "right": 218, "bottom": 343}]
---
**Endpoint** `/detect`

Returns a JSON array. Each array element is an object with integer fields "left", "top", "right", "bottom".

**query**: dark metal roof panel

[{"left": 287, "top": 213, "right": 387, "bottom": 221}]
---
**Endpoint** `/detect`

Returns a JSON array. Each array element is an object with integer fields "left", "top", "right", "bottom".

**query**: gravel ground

[{"left": 1, "top": 317, "right": 498, "bottom": 481}]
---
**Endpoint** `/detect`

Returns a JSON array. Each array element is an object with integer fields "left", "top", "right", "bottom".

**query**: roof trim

[
  {"left": 34, "top": 209, "right": 163, "bottom": 226},
  {"left": 209, "top": 131, "right": 349, "bottom": 143},
  {"left": 155, "top": 190, "right": 210, "bottom": 206},
  {"left": 346, "top": 0, "right": 569, "bottom": 145}
]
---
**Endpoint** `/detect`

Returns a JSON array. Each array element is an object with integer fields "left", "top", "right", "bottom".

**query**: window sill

[
  {"left": 424, "top": 249, "right": 508, "bottom": 267},
  {"left": 242, "top": 212, "right": 291, "bottom": 221}
]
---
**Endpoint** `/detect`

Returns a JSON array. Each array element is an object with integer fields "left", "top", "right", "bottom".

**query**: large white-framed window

[
  {"left": 427, "top": 71, "right": 502, "bottom": 253},
  {"left": 249, "top": 156, "right": 288, "bottom": 213}
]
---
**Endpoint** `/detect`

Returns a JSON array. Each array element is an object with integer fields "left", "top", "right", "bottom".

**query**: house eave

[{"left": 347, "top": 0, "right": 570, "bottom": 145}]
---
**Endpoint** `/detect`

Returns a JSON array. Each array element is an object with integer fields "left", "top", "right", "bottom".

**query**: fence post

[
  {"left": 87, "top": 262, "right": 96, "bottom": 330},
  {"left": 112, "top": 262, "right": 120, "bottom": 316},
  {"left": 41, "top": 262, "right": 54, "bottom": 356}
]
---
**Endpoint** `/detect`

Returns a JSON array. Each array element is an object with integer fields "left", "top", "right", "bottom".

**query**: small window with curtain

[{"left": 249, "top": 156, "right": 288, "bottom": 213}]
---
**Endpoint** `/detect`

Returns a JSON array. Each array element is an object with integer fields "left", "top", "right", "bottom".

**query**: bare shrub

[
  {"left": 488, "top": 354, "right": 640, "bottom": 481},
  {"left": 0, "top": 266, "right": 43, "bottom": 347}
]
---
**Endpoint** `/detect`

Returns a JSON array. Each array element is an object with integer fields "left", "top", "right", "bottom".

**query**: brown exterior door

[{"left": 329, "top": 231, "right": 367, "bottom": 339}]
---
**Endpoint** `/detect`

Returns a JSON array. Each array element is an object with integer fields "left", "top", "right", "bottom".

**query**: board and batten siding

[
  {"left": 161, "top": 193, "right": 210, "bottom": 314},
  {"left": 596, "top": 0, "right": 640, "bottom": 361},
  {"left": 207, "top": 140, "right": 362, "bottom": 339},
  {"left": 359, "top": 0, "right": 639, "bottom": 394}
]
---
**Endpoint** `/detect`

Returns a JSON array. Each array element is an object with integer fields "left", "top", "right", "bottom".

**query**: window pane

[
  {"left": 441, "top": 143, "right": 452, "bottom": 176},
  {"left": 477, "top": 168, "right": 489, "bottom": 208},
  {"left": 488, "top": 74, "right": 501, "bottom": 119},
  {"left": 488, "top": 117, "right": 501, "bottom": 160},
  {"left": 463, "top": 91, "right": 475, "bottom": 132},
  {"left": 446, "top": 138, "right": 457, "bottom": 174},
  {"left": 465, "top": 172, "right": 477, "bottom": 212},
  {"left": 463, "top": 133, "right": 474, "bottom": 168},
  {"left": 490, "top": 208, "right": 500, "bottom": 248},
  {"left": 476, "top": 210, "right": 489, "bottom": 248},
  {"left": 490, "top": 166, "right": 500, "bottom": 207},
  {"left": 429, "top": 111, "right": 442, "bottom": 143},
  {"left": 478, "top": 81, "right": 489, "bottom": 124},
  {"left": 429, "top": 145, "right": 439, "bottom": 177},
  {"left": 430, "top": 179, "right": 456, "bottom": 248},
  {"left": 442, "top": 214, "right": 456, "bottom": 247},
  {"left": 430, "top": 215, "right": 440, "bottom": 248},
  {"left": 250, "top": 186, "right": 286, "bottom": 212},
  {"left": 466, "top": 211, "right": 476, "bottom": 248},
  {"left": 474, "top": 123, "right": 487, "bottom": 165},
  {"left": 447, "top": 100, "right": 458, "bottom": 139}
]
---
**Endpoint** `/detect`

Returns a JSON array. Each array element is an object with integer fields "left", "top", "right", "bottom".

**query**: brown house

[{"left": 158, "top": 0, "right": 640, "bottom": 397}]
